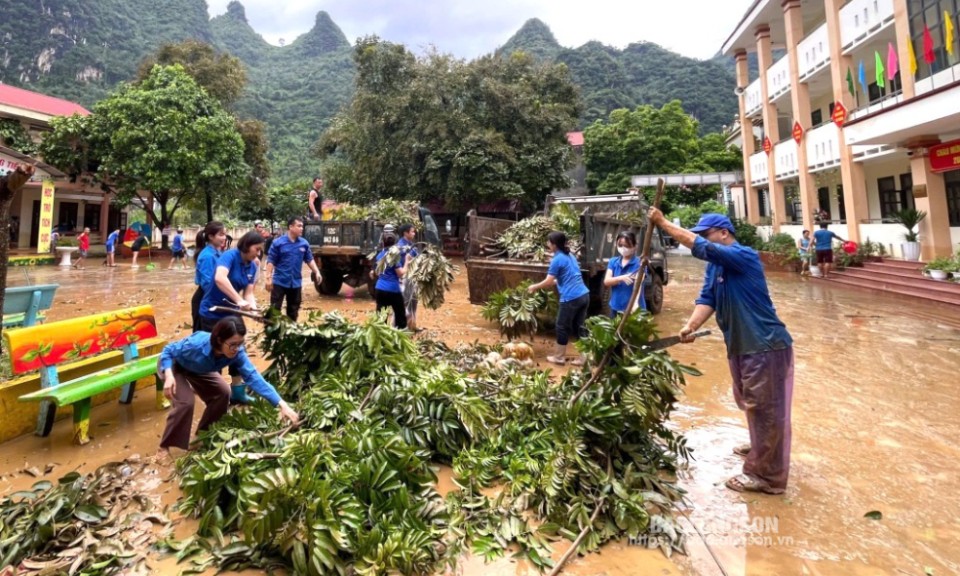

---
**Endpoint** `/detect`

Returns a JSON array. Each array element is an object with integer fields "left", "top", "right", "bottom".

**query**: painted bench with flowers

[{"left": 3, "top": 305, "right": 169, "bottom": 445}]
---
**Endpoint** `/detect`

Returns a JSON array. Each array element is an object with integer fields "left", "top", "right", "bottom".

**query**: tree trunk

[
  {"left": 205, "top": 190, "right": 213, "bottom": 223},
  {"left": 0, "top": 166, "right": 37, "bottom": 352}
]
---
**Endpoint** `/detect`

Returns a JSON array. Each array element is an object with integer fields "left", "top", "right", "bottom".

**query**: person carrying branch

[
  {"left": 528, "top": 231, "right": 590, "bottom": 366},
  {"left": 396, "top": 223, "right": 420, "bottom": 330},
  {"left": 646, "top": 210, "right": 794, "bottom": 495},
  {"left": 157, "top": 316, "right": 299, "bottom": 457}
]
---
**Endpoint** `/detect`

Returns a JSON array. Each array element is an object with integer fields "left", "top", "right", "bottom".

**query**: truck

[
  {"left": 303, "top": 207, "right": 442, "bottom": 296},
  {"left": 463, "top": 191, "right": 669, "bottom": 315}
]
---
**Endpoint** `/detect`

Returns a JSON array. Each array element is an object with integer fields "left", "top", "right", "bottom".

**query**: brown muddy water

[{"left": 2, "top": 254, "right": 960, "bottom": 575}]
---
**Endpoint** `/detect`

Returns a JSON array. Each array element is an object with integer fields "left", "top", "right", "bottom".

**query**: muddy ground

[{"left": 3, "top": 254, "right": 960, "bottom": 575}]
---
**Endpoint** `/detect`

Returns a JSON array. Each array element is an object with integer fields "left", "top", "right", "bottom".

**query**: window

[
  {"left": 867, "top": 73, "right": 902, "bottom": 103},
  {"left": 878, "top": 176, "right": 900, "bottom": 219},
  {"left": 817, "top": 187, "right": 831, "bottom": 218},
  {"left": 811, "top": 109, "right": 823, "bottom": 126},
  {"left": 899, "top": 173, "right": 915, "bottom": 212},
  {"left": 837, "top": 184, "right": 847, "bottom": 221},
  {"left": 907, "top": 1, "right": 960, "bottom": 79},
  {"left": 84, "top": 203, "right": 101, "bottom": 231}
]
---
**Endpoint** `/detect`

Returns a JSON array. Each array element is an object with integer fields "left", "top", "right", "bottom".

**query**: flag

[
  {"left": 887, "top": 42, "right": 899, "bottom": 80},
  {"left": 858, "top": 59, "right": 867, "bottom": 94},
  {"left": 875, "top": 51, "right": 885, "bottom": 88},
  {"left": 908, "top": 38, "right": 918, "bottom": 75},
  {"left": 846, "top": 67, "right": 855, "bottom": 96},
  {"left": 946, "top": 11, "right": 956, "bottom": 56},
  {"left": 923, "top": 24, "right": 936, "bottom": 64}
]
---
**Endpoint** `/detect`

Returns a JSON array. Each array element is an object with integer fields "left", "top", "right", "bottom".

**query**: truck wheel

[
  {"left": 318, "top": 272, "right": 343, "bottom": 295},
  {"left": 645, "top": 272, "right": 664, "bottom": 314}
]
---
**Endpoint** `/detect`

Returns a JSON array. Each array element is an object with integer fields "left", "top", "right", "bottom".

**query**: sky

[{"left": 205, "top": 0, "right": 755, "bottom": 61}]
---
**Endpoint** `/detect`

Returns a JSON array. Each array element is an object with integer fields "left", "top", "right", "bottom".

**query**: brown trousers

[{"left": 158, "top": 360, "right": 231, "bottom": 450}]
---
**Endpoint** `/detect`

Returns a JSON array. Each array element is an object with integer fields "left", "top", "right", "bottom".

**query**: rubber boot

[
  {"left": 230, "top": 378, "right": 253, "bottom": 405},
  {"left": 546, "top": 344, "right": 566, "bottom": 365}
]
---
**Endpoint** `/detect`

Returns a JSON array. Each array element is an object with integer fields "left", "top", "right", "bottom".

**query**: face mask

[{"left": 617, "top": 246, "right": 633, "bottom": 257}]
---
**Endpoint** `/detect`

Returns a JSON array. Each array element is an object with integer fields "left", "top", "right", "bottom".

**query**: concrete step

[
  {"left": 835, "top": 268, "right": 960, "bottom": 295},
  {"left": 868, "top": 259, "right": 925, "bottom": 272},
  {"left": 820, "top": 275, "right": 960, "bottom": 307}
]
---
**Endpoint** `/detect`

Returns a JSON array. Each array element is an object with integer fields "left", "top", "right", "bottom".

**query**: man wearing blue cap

[{"left": 647, "top": 209, "right": 794, "bottom": 495}]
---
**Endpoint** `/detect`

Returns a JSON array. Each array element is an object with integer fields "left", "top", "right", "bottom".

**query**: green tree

[
  {"left": 39, "top": 65, "right": 247, "bottom": 248},
  {"left": 319, "top": 37, "right": 582, "bottom": 208}
]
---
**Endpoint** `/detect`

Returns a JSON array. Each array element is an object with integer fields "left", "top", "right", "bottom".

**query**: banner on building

[
  {"left": 929, "top": 139, "right": 960, "bottom": 173},
  {"left": 37, "top": 178, "right": 56, "bottom": 254}
]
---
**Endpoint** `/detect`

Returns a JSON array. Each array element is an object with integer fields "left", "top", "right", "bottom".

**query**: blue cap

[{"left": 689, "top": 213, "right": 735, "bottom": 234}]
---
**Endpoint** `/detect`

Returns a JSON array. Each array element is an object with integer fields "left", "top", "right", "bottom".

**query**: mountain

[
  {"left": 500, "top": 19, "right": 740, "bottom": 132},
  {"left": 0, "top": 3, "right": 739, "bottom": 183}
]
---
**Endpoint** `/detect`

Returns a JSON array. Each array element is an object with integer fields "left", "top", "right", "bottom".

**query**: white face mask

[{"left": 617, "top": 246, "right": 634, "bottom": 257}]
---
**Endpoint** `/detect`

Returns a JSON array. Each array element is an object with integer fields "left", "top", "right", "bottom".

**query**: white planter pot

[
  {"left": 928, "top": 270, "right": 949, "bottom": 281},
  {"left": 901, "top": 242, "right": 921, "bottom": 261}
]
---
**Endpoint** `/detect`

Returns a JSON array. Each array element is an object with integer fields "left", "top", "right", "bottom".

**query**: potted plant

[
  {"left": 892, "top": 208, "right": 927, "bottom": 261},
  {"left": 922, "top": 257, "right": 955, "bottom": 281}
]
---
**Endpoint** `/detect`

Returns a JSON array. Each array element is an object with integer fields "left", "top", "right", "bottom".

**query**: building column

[
  {"left": 824, "top": 0, "right": 870, "bottom": 242},
  {"left": 757, "top": 25, "right": 785, "bottom": 233},
  {"left": 909, "top": 151, "right": 954, "bottom": 259},
  {"left": 735, "top": 50, "right": 761, "bottom": 224},
  {"left": 99, "top": 193, "right": 111, "bottom": 236},
  {"left": 892, "top": 0, "right": 916, "bottom": 99},
  {"left": 784, "top": 0, "right": 817, "bottom": 232}
]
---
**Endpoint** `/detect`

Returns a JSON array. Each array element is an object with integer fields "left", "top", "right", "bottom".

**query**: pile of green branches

[
  {"left": 480, "top": 281, "right": 558, "bottom": 340},
  {"left": 330, "top": 199, "right": 422, "bottom": 230},
  {"left": 172, "top": 309, "right": 698, "bottom": 574},
  {"left": 0, "top": 460, "right": 171, "bottom": 575},
  {"left": 490, "top": 204, "right": 582, "bottom": 262}
]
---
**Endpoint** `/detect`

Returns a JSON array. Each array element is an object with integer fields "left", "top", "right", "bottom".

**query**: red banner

[
  {"left": 792, "top": 121, "right": 804, "bottom": 145},
  {"left": 832, "top": 102, "right": 847, "bottom": 127},
  {"left": 763, "top": 136, "right": 772, "bottom": 155},
  {"left": 929, "top": 139, "right": 960, "bottom": 173}
]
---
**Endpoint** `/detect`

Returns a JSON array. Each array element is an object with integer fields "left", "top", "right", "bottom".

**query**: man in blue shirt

[
  {"left": 103, "top": 229, "right": 120, "bottom": 267},
  {"left": 647, "top": 210, "right": 794, "bottom": 495},
  {"left": 812, "top": 222, "right": 846, "bottom": 278},
  {"left": 168, "top": 228, "right": 187, "bottom": 270},
  {"left": 265, "top": 217, "right": 323, "bottom": 321}
]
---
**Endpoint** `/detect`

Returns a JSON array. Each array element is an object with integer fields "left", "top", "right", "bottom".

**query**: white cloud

[{"left": 206, "top": 0, "right": 754, "bottom": 60}]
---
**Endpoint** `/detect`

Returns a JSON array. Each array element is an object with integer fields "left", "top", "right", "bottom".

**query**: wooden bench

[
  {"left": 4, "top": 305, "right": 169, "bottom": 445},
  {"left": 2, "top": 284, "right": 58, "bottom": 328}
]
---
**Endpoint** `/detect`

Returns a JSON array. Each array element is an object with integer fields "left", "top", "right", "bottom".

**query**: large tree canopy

[
  {"left": 39, "top": 65, "right": 247, "bottom": 245},
  {"left": 318, "top": 37, "right": 583, "bottom": 208},
  {"left": 583, "top": 101, "right": 742, "bottom": 209}
]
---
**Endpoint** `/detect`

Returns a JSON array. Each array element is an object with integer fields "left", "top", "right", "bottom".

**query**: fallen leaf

[
  {"left": 864, "top": 510, "right": 882, "bottom": 520},
  {"left": 22, "top": 466, "right": 42, "bottom": 477}
]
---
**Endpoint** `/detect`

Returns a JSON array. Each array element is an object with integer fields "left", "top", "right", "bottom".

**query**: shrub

[
  {"left": 762, "top": 233, "right": 798, "bottom": 263},
  {"left": 731, "top": 218, "right": 762, "bottom": 249},
  {"left": 666, "top": 200, "right": 728, "bottom": 229}
]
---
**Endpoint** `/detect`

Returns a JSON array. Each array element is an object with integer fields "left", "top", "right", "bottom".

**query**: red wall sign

[
  {"left": 929, "top": 139, "right": 960, "bottom": 173},
  {"left": 792, "top": 121, "right": 804, "bottom": 145},
  {"left": 763, "top": 136, "right": 772, "bottom": 155},
  {"left": 832, "top": 102, "right": 847, "bottom": 127}
]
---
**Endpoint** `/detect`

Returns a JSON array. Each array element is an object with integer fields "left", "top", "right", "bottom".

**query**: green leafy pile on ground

[
  {"left": 0, "top": 459, "right": 171, "bottom": 575},
  {"left": 172, "top": 310, "right": 697, "bottom": 574},
  {"left": 481, "top": 281, "right": 558, "bottom": 340}
]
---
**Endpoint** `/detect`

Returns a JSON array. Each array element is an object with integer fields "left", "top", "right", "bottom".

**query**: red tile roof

[
  {"left": 0, "top": 83, "right": 90, "bottom": 118},
  {"left": 566, "top": 131, "right": 584, "bottom": 146}
]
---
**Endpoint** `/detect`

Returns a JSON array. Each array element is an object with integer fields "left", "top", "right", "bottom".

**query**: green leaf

[{"left": 864, "top": 510, "right": 883, "bottom": 520}]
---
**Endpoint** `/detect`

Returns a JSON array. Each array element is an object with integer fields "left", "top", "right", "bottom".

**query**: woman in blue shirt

[
  {"left": 603, "top": 231, "right": 642, "bottom": 317},
  {"left": 528, "top": 231, "right": 590, "bottom": 365},
  {"left": 158, "top": 317, "right": 299, "bottom": 456},
  {"left": 192, "top": 221, "right": 226, "bottom": 334},
  {"left": 374, "top": 233, "right": 409, "bottom": 329}
]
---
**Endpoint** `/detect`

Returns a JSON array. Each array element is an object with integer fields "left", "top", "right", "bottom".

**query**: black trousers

[
  {"left": 376, "top": 290, "right": 407, "bottom": 329},
  {"left": 200, "top": 315, "right": 241, "bottom": 377},
  {"left": 270, "top": 284, "right": 303, "bottom": 321},
  {"left": 555, "top": 293, "right": 589, "bottom": 345},
  {"left": 191, "top": 286, "right": 204, "bottom": 334}
]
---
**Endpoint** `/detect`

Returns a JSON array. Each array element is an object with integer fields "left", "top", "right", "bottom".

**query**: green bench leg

[
  {"left": 35, "top": 401, "right": 57, "bottom": 437},
  {"left": 72, "top": 399, "right": 92, "bottom": 445},
  {"left": 155, "top": 374, "right": 171, "bottom": 410},
  {"left": 120, "top": 381, "right": 136, "bottom": 404}
]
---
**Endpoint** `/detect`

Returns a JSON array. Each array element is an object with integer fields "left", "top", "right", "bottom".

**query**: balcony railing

[
  {"left": 774, "top": 139, "right": 799, "bottom": 180},
  {"left": 766, "top": 55, "right": 792, "bottom": 102},
  {"left": 744, "top": 78, "right": 763, "bottom": 117},
  {"left": 840, "top": 0, "right": 894, "bottom": 53},
  {"left": 915, "top": 62, "right": 960, "bottom": 96},
  {"left": 798, "top": 22, "right": 830, "bottom": 82},
  {"left": 749, "top": 151, "right": 769, "bottom": 185},
  {"left": 806, "top": 123, "right": 841, "bottom": 172}
]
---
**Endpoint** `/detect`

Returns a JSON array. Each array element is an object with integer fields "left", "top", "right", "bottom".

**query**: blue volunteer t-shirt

[
  {"left": 813, "top": 229, "right": 837, "bottom": 251},
  {"left": 547, "top": 252, "right": 590, "bottom": 303},
  {"left": 375, "top": 249, "right": 402, "bottom": 293},
  {"left": 692, "top": 236, "right": 792, "bottom": 357},
  {"left": 172, "top": 233, "right": 184, "bottom": 252},
  {"left": 397, "top": 237, "right": 419, "bottom": 259},
  {"left": 200, "top": 248, "right": 258, "bottom": 320},
  {"left": 194, "top": 245, "right": 220, "bottom": 290},
  {"left": 105, "top": 231, "right": 119, "bottom": 249},
  {"left": 268, "top": 234, "right": 314, "bottom": 288},
  {"left": 607, "top": 256, "right": 641, "bottom": 313}
]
